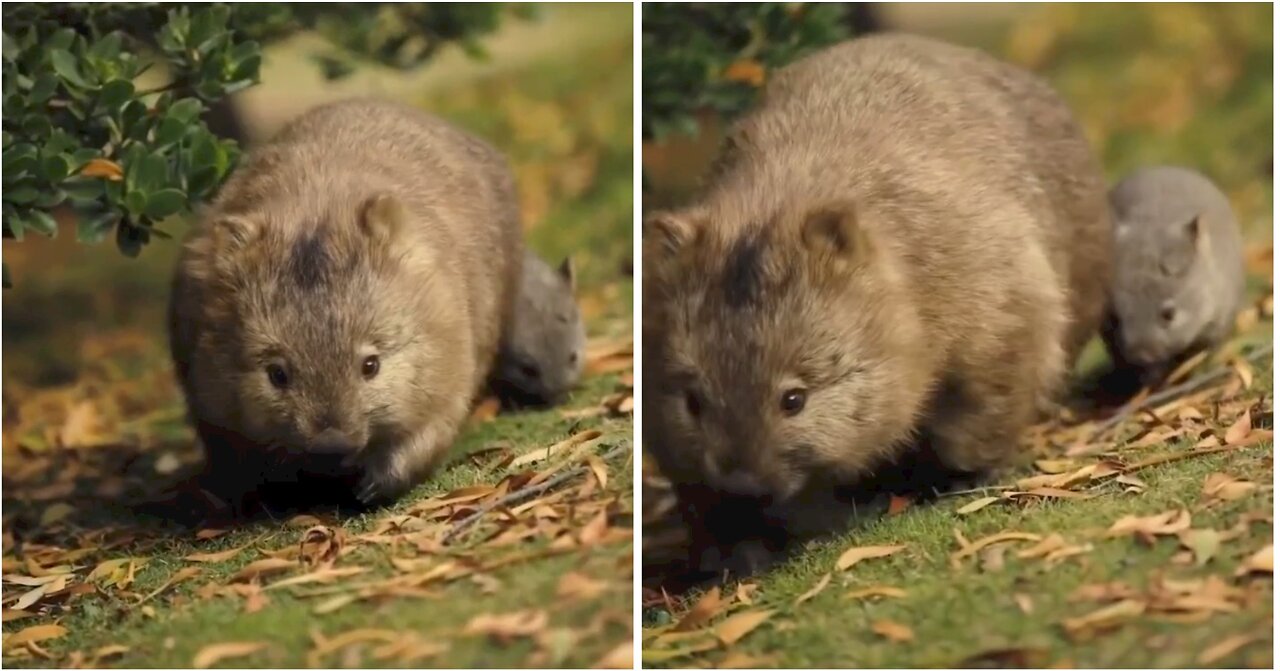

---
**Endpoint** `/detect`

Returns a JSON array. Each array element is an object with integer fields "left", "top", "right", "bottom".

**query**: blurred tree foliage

[
  {"left": 2, "top": 2, "right": 530, "bottom": 286},
  {"left": 642, "top": 3, "right": 860, "bottom": 141}
]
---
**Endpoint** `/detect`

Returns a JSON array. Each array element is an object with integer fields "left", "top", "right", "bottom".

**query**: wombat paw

[{"left": 355, "top": 470, "right": 408, "bottom": 507}]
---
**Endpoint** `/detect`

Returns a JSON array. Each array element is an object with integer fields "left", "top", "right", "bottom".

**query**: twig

[
  {"left": 442, "top": 440, "right": 631, "bottom": 544},
  {"left": 1086, "top": 343, "right": 1272, "bottom": 443},
  {"left": 936, "top": 484, "right": 1016, "bottom": 499}
]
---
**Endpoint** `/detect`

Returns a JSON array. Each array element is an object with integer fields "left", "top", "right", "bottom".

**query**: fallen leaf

[
  {"left": 463, "top": 609, "right": 548, "bottom": 642},
  {"left": 185, "top": 544, "right": 248, "bottom": 563},
  {"left": 1105, "top": 509, "right": 1191, "bottom": 542},
  {"left": 557, "top": 571, "right": 609, "bottom": 601},
  {"left": 956, "top": 496, "right": 1000, "bottom": 515},
  {"left": 673, "top": 587, "right": 723, "bottom": 632},
  {"left": 193, "top": 641, "right": 267, "bottom": 668},
  {"left": 871, "top": 619, "right": 914, "bottom": 642},
  {"left": 195, "top": 528, "right": 229, "bottom": 541},
  {"left": 793, "top": 572, "right": 831, "bottom": 606},
  {"left": 835, "top": 544, "right": 905, "bottom": 571},
  {"left": 1014, "top": 593, "right": 1034, "bottom": 614},
  {"left": 3, "top": 624, "right": 67, "bottom": 649},
  {"left": 470, "top": 396, "right": 501, "bottom": 422},
  {"left": 1224, "top": 408, "right": 1252, "bottom": 444},
  {"left": 39, "top": 503, "right": 75, "bottom": 527},
  {"left": 593, "top": 640, "right": 632, "bottom": 668},
  {"left": 299, "top": 526, "right": 344, "bottom": 569},
  {"left": 1202, "top": 472, "right": 1258, "bottom": 502},
  {"left": 715, "top": 609, "right": 773, "bottom": 645},
  {"left": 511, "top": 430, "right": 603, "bottom": 468},
  {"left": 1198, "top": 633, "right": 1261, "bottom": 664},
  {"left": 1230, "top": 358, "right": 1255, "bottom": 389},
  {"left": 229, "top": 558, "right": 295, "bottom": 583},
  {"left": 1235, "top": 544, "right": 1272, "bottom": 576},
  {"left": 1177, "top": 529, "right": 1221, "bottom": 566},
  {"left": 844, "top": 586, "right": 907, "bottom": 601},
  {"left": 950, "top": 532, "right": 1042, "bottom": 566},
  {"left": 1061, "top": 600, "right": 1145, "bottom": 640},
  {"left": 887, "top": 495, "right": 912, "bottom": 515}
]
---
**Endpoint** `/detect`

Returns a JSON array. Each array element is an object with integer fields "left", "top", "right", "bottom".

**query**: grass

[
  {"left": 2, "top": 6, "right": 634, "bottom": 669},
  {"left": 640, "top": 4, "right": 1273, "bottom": 668}
]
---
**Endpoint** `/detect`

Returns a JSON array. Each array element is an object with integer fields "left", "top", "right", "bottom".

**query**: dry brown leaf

[
  {"left": 512, "top": 430, "right": 604, "bottom": 468},
  {"left": 844, "top": 586, "right": 907, "bottom": 601},
  {"left": 1014, "top": 593, "right": 1034, "bottom": 614},
  {"left": 835, "top": 544, "right": 905, "bottom": 571},
  {"left": 1105, "top": 509, "right": 1191, "bottom": 541},
  {"left": 715, "top": 609, "right": 773, "bottom": 646},
  {"left": 723, "top": 59, "right": 766, "bottom": 86},
  {"left": 715, "top": 651, "right": 777, "bottom": 669},
  {"left": 950, "top": 532, "right": 1042, "bottom": 566},
  {"left": 793, "top": 572, "right": 831, "bottom": 606},
  {"left": 1198, "top": 633, "right": 1261, "bottom": 665},
  {"left": 470, "top": 396, "right": 501, "bottom": 422},
  {"left": 192, "top": 641, "right": 267, "bottom": 668},
  {"left": 3, "top": 624, "right": 67, "bottom": 649},
  {"left": 80, "top": 158, "right": 123, "bottom": 180},
  {"left": 1202, "top": 472, "right": 1259, "bottom": 502},
  {"left": 1235, "top": 544, "right": 1272, "bottom": 576},
  {"left": 1008, "top": 487, "right": 1095, "bottom": 500},
  {"left": 1061, "top": 600, "right": 1145, "bottom": 640},
  {"left": 871, "top": 619, "right": 914, "bottom": 642},
  {"left": 557, "top": 571, "right": 609, "bottom": 601},
  {"left": 1224, "top": 408, "right": 1252, "bottom": 444},
  {"left": 593, "top": 640, "right": 632, "bottom": 669},
  {"left": 306, "top": 629, "right": 401, "bottom": 667},
  {"left": 1230, "top": 358, "right": 1255, "bottom": 389},
  {"left": 734, "top": 582, "right": 759, "bottom": 606},
  {"left": 887, "top": 495, "right": 912, "bottom": 516},
  {"left": 956, "top": 496, "right": 1000, "bottom": 515},
  {"left": 229, "top": 558, "right": 295, "bottom": 583},
  {"left": 1016, "top": 534, "right": 1067, "bottom": 559},
  {"left": 585, "top": 454, "right": 608, "bottom": 489},
  {"left": 674, "top": 587, "right": 723, "bottom": 631},
  {"left": 1034, "top": 459, "right": 1076, "bottom": 474},
  {"left": 463, "top": 609, "right": 548, "bottom": 642},
  {"left": 299, "top": 525, "right": 344, "bottom": 569},
  {"left": 185, "top": 544, "right": 248, "bottom": 563}
]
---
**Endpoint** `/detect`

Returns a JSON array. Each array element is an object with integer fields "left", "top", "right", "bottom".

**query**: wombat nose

[
  {"left": 707, "top": 469, "right": 769, "bottom": 498},
  {"left": 310, "top": 428, "right": 359, "bottom": 455}
]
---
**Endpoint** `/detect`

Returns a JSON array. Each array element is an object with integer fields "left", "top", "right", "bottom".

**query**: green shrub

[
  {"left": 641, "top": 2, "right": 856, "bottom": 141},
  {"left": 2, "top": 2, "right": 527, "bottom": 286}
]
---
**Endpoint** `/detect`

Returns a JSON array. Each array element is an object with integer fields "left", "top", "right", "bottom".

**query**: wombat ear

[
  {"left": 209, "top": 216, "right": 260, "bottom": 254},
  {"left": 801, "top": 202, "right": 870, "bottom": 264},
  {"left": 643, "top": 211, "right": 699, "bottom": 257},
  {"left": 359, "top": 193, "right": 406, "bottom": 246},
  {"left": 557, "top": 256, "right": 576, "bottom": 291},
  {"left": 1184, "top": 214, "right": 1202, "bottom": 245}
]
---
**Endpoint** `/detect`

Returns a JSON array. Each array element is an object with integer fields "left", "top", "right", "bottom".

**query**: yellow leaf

[
  {"left": 80, "top": 158, "right": 124, "bottom": 181},
  {"left": 835, "top": 544, "right": 905, "bottom": 571},
  {"left": 192, "top": 641, "right": 267, "bottom": 668},
  {"left": 1199, "top": 633, "right": 1261, "bottom": 665},
  {"left": 845, "top": 586, "right": 907, "bottom": 601},
  {"left": 1061, "top": 599, "right": 1145, "bottom": 639},
  {"left": 871, "top": 619, "right": 914, "bottom": 642},
  {"left": 956, "top": 496, "right": 1000, "bottom": 515},
  {"left": 715, "top": 609, "right": 773, "bottom": 646},
  {"left": 229, "top": 558, "right": 295, "bottom": 583},
  {"left": 793, "top": 572, "right": 831, "bottom": 606},
  {"left": 592, "top": 640, "right": 632, "bottom": 669},
  {"left": 463, "top": 609, "right": 548, "bottom": 642},
  {"left": 1224, "top": 408, "right": 1252, "bottom": 444},
  {"left": 673, "top": 586, "right": 723, "bottom": 631},
  {"left": 724, "top": 59, "right": 766, "bottom": 86},
  {"left": 184, "top": 544, "right": 248, "bottom": 563},
  {"left": 1236, "top": 544, "right": 1272, "bottom": 576},
  {"left": 3, "top": 624, "right": 67, "bottom": 649}
]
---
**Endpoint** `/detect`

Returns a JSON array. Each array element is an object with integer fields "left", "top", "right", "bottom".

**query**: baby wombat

[
  {"left": 169, "top": 99, "right": 522, "bottom": 508},
  {"left": 643, "top": 34, "right": 1112, "bottom": 564},
  {"left": 1103, "top": 166, "right": 1245, "bottom": 376},
  {"left": 491, "top": 250, "right": 586, "bottom": 406}
]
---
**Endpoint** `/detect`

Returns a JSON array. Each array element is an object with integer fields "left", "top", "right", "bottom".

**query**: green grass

[{"left": 2, "top": 7, "right": 633, "bottom": 668}]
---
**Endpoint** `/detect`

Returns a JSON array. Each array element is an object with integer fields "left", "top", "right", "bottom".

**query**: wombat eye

[
  {"left": 569, "top": 352, "right": 578, "bottom": 365},
  {"left": 361, "top": 355, "right": 380, "bottom": 379},
  {"left": 780, "top": 388, "right": 807, "bottom": 416},
  {"left": 1160, "top": 306, "right": 1177, "bottom": 324},
  {"left": 266, "top": 364, "right": 289, "bottom": 389},
  {"left": 684, "top": 390, "right": 702, "bottom": 417}
]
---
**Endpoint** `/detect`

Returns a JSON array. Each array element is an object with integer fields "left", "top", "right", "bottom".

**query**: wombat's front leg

[
  {"left": 195, "top": 421, "right": 267, "bottom": 516},
  {"left": 354, "top": 411, "right": 464, "bottom": 505}
]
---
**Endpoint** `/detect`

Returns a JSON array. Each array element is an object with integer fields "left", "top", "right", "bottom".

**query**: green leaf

[
  {"left": 41, "top": 154, "right": 71, "bottom": 182},
  {"left": 144, "top": 188, "right": 186, "bottom": 219},
  {"left": 98, "top": 79, "right": 134, "bottom": 110},
  {"left": 26, "top": 209, "right": 57, "bottom": 237},
  {"left": 49, "top": 48, "right": 93, "bottom": 89},
  {"left": 4, "top": 186, "right": 39, "bottom": 204},
  {"left": 5, "top": 211, "right": 25, "bottom": 240},
  {"left": 153, "top": 116, "right": 187, "bottom": 147},
  {"left": 28, "top": 74, "right": 59, "bottom": 103},
  {"left": 75, "top": 208, "right": 118, "bottom": 243},
  {"left": 167, "top": 97, "right": 204, "bottom": 123},
  {"left": 124, "top": 189, "right": 147, "bottom": 215},
  {"left": 2, "top": 263, "right": 11, "bottom": 289},
  {"left": 63, "top": 178, "right": 105, "bottom": 204}
]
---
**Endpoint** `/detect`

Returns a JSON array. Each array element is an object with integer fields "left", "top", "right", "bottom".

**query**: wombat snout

[{"left": 309, "top": 428, "right": 362, "bottom": 455}]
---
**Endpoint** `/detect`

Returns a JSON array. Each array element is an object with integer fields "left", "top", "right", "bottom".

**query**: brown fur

[
  {"left": 643, "top": 34, "right": 1111, "bottom": 548},
  {"left": 169, "top": 99, "right": 522, "bottom": 507}
]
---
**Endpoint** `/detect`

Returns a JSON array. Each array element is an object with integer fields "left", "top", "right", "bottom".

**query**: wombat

[
  {"left": 642, "top": 34, "right": 1112, "bottom": 569},
  {"left": 169, "top": 99, "right": 523, "bottom": 509},
  {"left": 1102, "top": 166, "right": 1245, "bottom": 376},
  {"left": 491, "top": 250, "right": 586, "bottom": 406}
]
